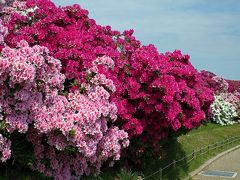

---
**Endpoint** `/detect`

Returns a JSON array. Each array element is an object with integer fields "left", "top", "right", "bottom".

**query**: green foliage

[
  {"left": 10, "top": 132, "right": 34, "bottom": 168},
  {"left": 68, "top": 129, "right": 76, "bottom": 136},
  {"left": 116, "top": 169, "right": 139, "bottom": 180}
]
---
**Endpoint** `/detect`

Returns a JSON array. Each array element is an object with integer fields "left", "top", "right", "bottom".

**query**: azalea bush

[
  {"left": 116, "top": 47, "right": 214, "bottom": 145},
  {"left": 0, "top": 19, "right": 65, "bottom": 162},
  {"left": 200, "top": 71, "right": 240, "bottom": 123},
  {"left": 27, "top": 56, "right": 129, "bottom": 179},
  {"left": 200, "top": 70, "right": 229, "bottom": 94},
  {"left": 0, "top": 18, "right": 129, "bottom": 178},
  {"left": 220, "top": 92, "right": 240, "bottom": 119},
  {"left": 220, "top": 93, "right": 240, "bottom": 109},
  {"left": 211, "top": 95, "right": 238, "bottom": 125},
  {"left": 226, "top": 80, "right": 240, "bottom": 94}
]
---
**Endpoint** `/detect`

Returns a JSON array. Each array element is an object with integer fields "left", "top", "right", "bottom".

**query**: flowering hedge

[
  {"left": 2, "top": 0, "right": 214, "bottom": 143},
  {"left": 0, "top": 0, "right": 218, "bottom": 179}
]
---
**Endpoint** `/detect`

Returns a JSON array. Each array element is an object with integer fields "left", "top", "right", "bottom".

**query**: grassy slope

[
  {"left": 177, "top": 122, "right": 240, "bottom": 180},
  {"left": 1, "top": 123, "right": 240, "bottom": 180},
  {"left": 178, "top": 122, "right": 240, "bottom": 153},
  {"left": 142, "top": 123, "right": 240, "bottom": 180}
]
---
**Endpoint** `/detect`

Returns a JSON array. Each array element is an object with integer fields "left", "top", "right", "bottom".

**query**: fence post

[
  {"left": 193, "top": 150, "right": 196, "bottom": 159},
  {"left": 159, "top": 168, "right": 162, "bottom": 180}
]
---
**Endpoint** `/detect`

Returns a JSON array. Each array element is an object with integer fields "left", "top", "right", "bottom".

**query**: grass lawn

[
  {"left": 141, "top": 122, "right": 240, "bottom": 180},
  {"left": 1, "top": 122, "right": 240, "bottom": 180}
]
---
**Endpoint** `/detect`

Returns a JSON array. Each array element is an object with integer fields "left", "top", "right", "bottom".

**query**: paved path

[{"left": 193, "top": 148, "right": 240, "bottom": 180}]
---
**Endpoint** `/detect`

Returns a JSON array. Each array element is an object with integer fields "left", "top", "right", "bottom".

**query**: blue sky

[{"left": 52, "top": 0, "right": 240, "bottom": 80}]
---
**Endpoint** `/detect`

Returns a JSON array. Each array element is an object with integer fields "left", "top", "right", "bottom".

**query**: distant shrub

[{"left": 211, "top": 95, "right": 238, "bottom": 125}]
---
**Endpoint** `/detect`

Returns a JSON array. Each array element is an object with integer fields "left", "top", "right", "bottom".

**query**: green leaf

[{"left": 68, "top": 129, "right": 76, "bottom": 136}]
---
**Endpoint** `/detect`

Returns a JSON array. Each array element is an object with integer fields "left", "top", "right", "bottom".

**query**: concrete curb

[{"left": 185, "top": 144, "right": 240, "bottom": 179}]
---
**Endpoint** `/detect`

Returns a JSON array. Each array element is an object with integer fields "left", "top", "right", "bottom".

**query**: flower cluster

[
  {"left": 0, "top": 19, "right": 8, "bottom": 47},
  {"left": 0, "top": 133, "right": 11, "bottom": 162},
  {"left": 212, "top": 76, "right": 229, "bottom": 93},
  {"left": 200, "top": 71, "right": 240, "bottom": 124},
  {"left": 27, "top": 58, "right": 129, "bottom": 179},
  {"left": 27, "top": 125, "right": 128, "bottom": 179},
  {"left": 220, "top": 92, "right": 240, "bottom": 119},
  {"left": 200, "top": 70, "right": 229, "bottom": 94},
  {"left": 220, "top": 93, "right": 240, "bottom": 109},
  {"left": 115, "top": 47, "right": 214, "bottom": 145},
  {"left": 2, "top": 0, "right": 37, "bottom": 20},
  {"left": 0, "top": 0, "right": 6, "bottom": 13},
  {"left": 226, "top": 80, "right": 240, "bottom": 94},
  {"left": 0, "top": 39, "right": 65, "bottom": 160},
  {"left": 3, "top": 0, "right": 122, "bottom": 77},
  {"left": 211, "top": 95, "right": 238, "bottom": 125}
]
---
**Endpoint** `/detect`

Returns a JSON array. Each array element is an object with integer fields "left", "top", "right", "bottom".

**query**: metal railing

[{"left": 142, "top": 135, "right": 240, "bottom": 179}]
